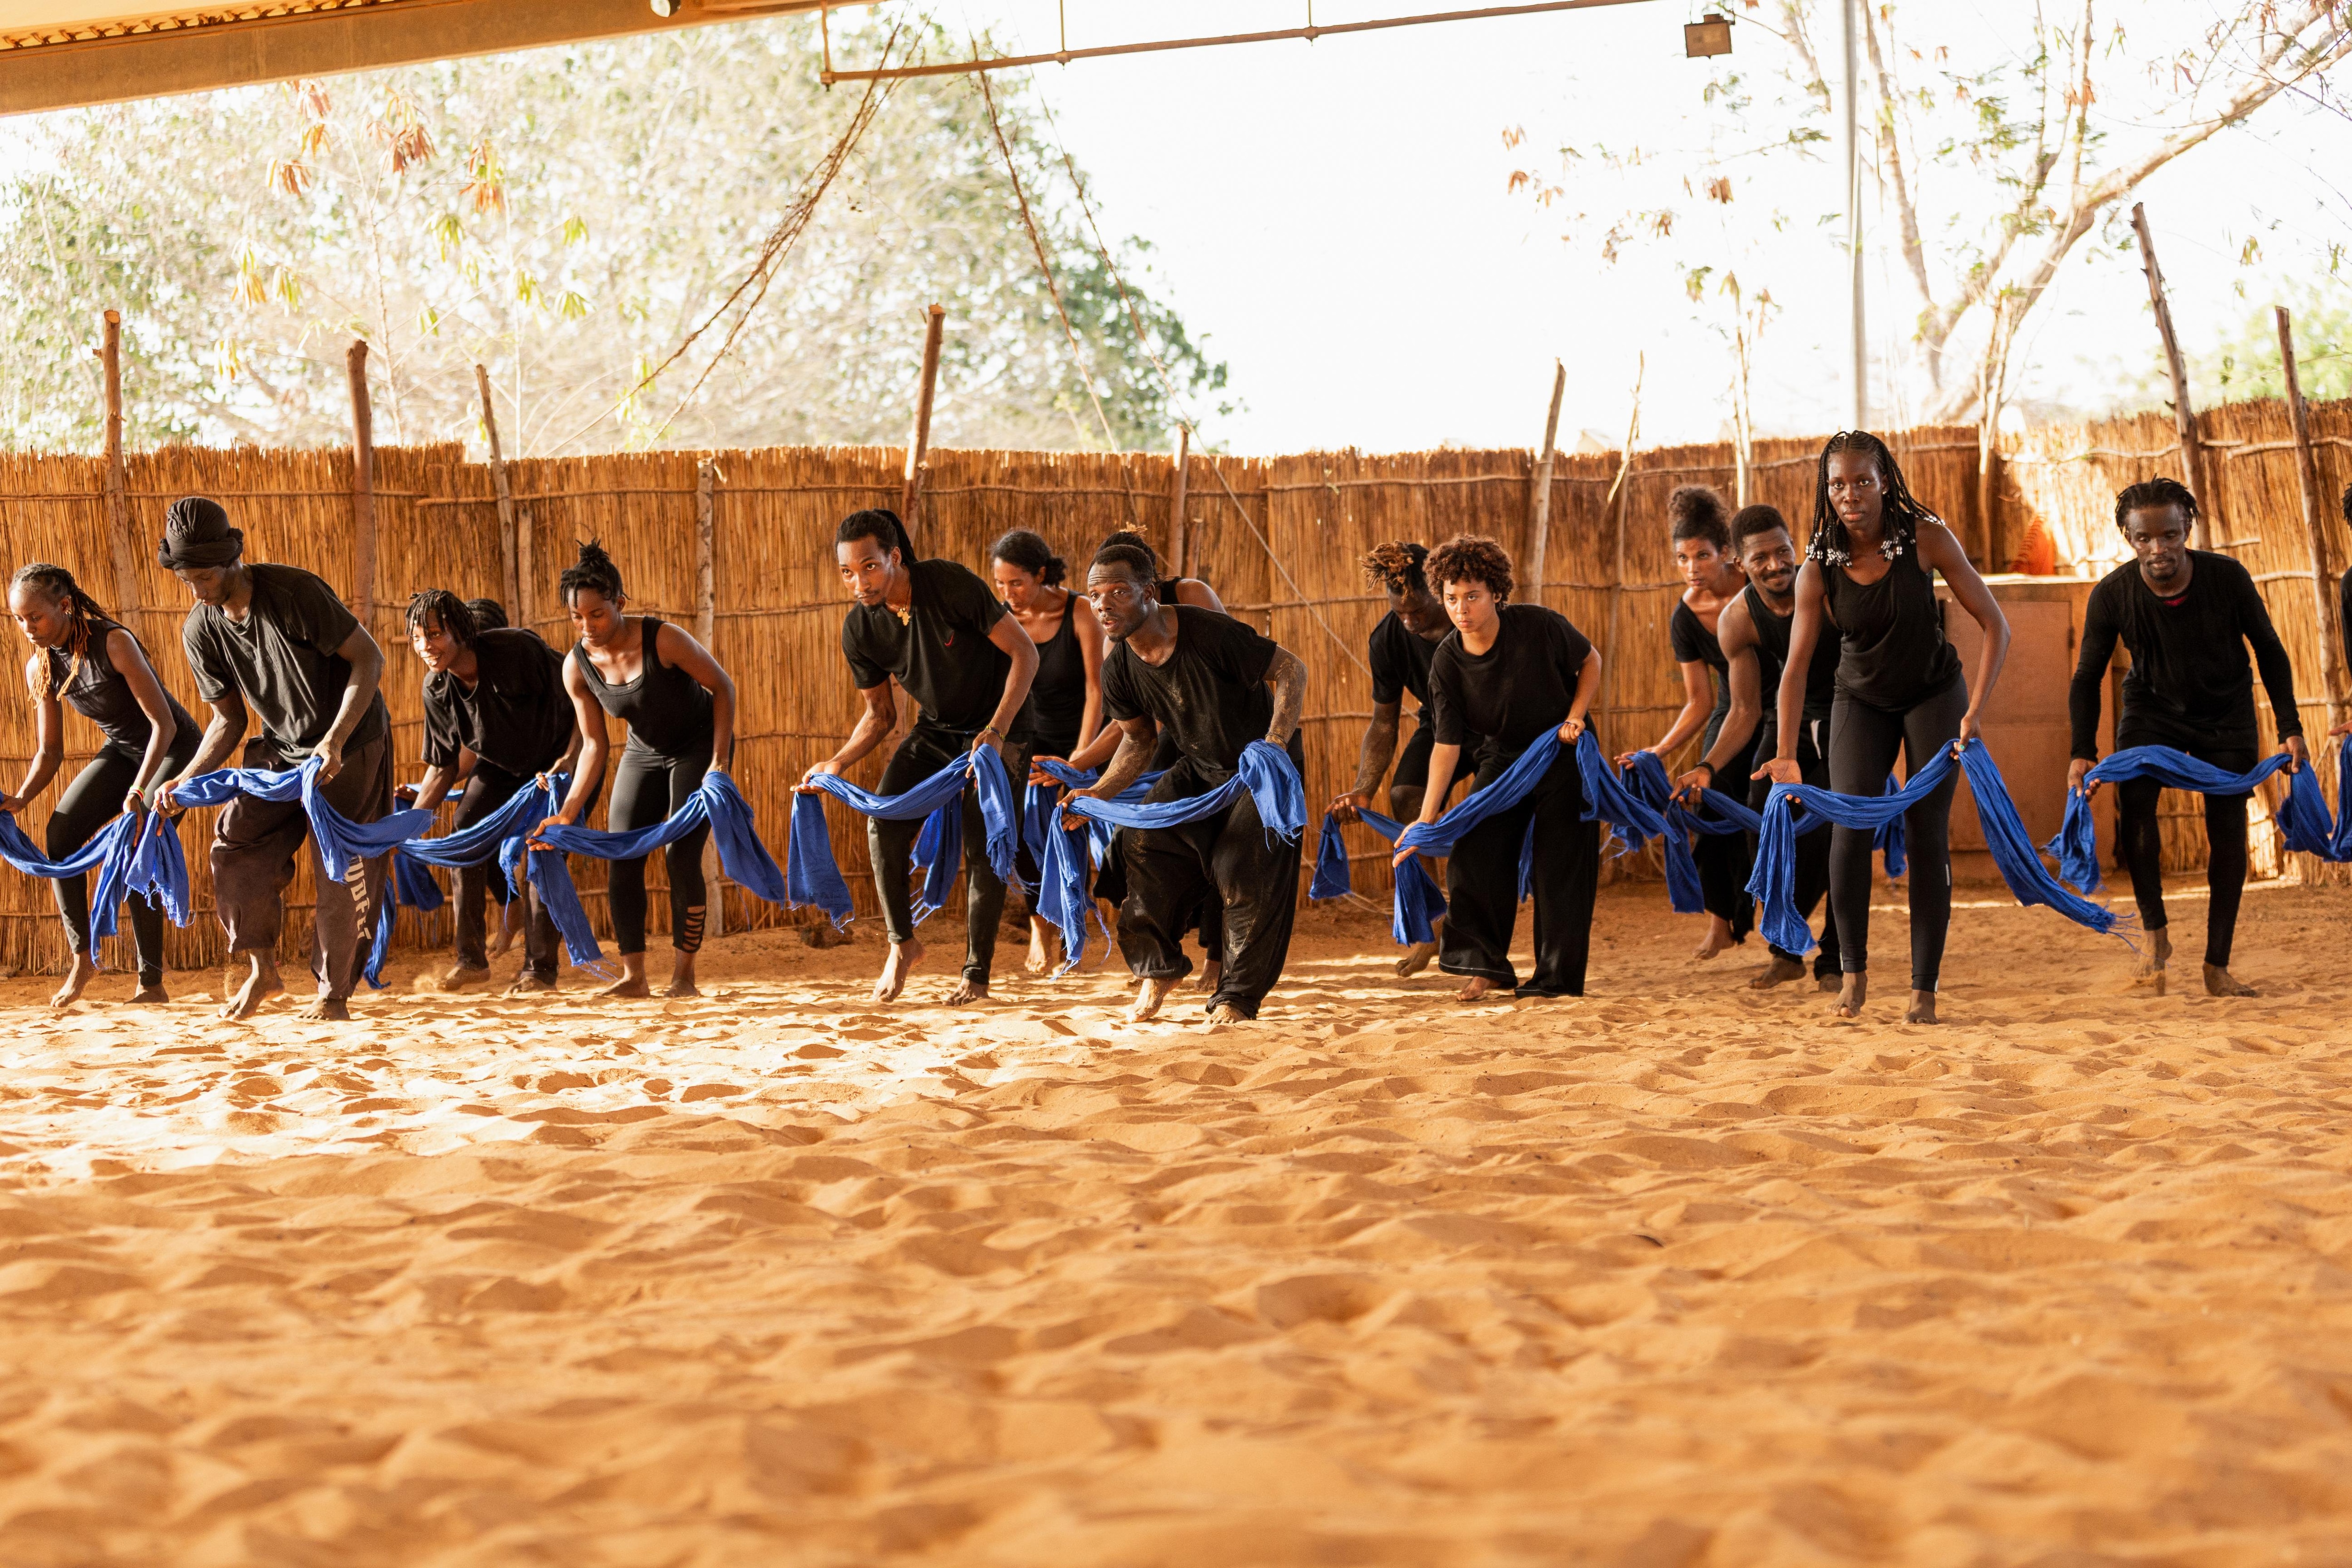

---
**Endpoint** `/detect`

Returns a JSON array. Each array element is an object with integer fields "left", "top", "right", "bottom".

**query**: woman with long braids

[
  {"left": 1759, "top": 432, "right": 2011, "bottom": 1025},
  {"left": 3, "top": 564, "right": 200, "bottom": 1007},
  {"left": 537, "top": 541, "right": 738, "bottom": 1000}
]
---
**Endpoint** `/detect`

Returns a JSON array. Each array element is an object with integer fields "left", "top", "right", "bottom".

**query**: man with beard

[{"left": 1067, "top": 541, "right": 1309, "bottom": 1024}]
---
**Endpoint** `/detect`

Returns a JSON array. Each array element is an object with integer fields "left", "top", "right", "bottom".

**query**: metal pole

[{"left": 1840, "top": 0, "right": 1865, "bottom": 429}]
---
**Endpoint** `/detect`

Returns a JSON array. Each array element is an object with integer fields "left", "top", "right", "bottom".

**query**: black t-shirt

[
  {"left": 1669, "top": 600, "right": 1734, "bottom": 750},
  {"left": 1102, "top": 605, "right": 1279, "bottom": 784},
  {"left": 422, "top": 628, "right": 575, "bottom": 778},
  {"left": 840, "top": 558, "right": 1010, "bottom": 733},
  {"left": 2068, "top": 552, "right": 2304, "bottom": 758},
  {"left": 183, "top": 563, "right": 390, "bottom": 755},
  {"left": 1368, "top": 611, "right": 1441, "bottom": 716},
  {"left": 1429, "top": 604, "right": 1595, "bottom": 777}
]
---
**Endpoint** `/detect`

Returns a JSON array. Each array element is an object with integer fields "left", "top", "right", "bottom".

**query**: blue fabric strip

[
  {"left": 1307, "top": 808, "right": 1448, "bottom": 947},
  {"left": 2045, "top": 740, "right": 2352, "bottom": 894},
  {"left": 787, "top": 750, "right": 1021, "bottom": 932},
  {"left": 1024, "top": 759, "right": 1169, "bottom": 970}
]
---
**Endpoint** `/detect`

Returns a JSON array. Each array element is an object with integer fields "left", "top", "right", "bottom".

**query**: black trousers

[
  {"left": 451, "top": 762, "right": 560, "bottom": 981},
  {"left": 608, "top": 742, "right": 710, "bottom": 956},
  {"left": 1826, "top": 676, "right": 1967, "bottom": 992},
  {"left": 50, "top": 732, "right": 198, "bottom": 984},
  {"left": 212, "top": 732, "right": 393, "bottom": 1003},
  {"left": 1117, "top": 766, "right": 1303, "bottom": 1019},
  {"left": 2116, "top": 732, "right": 2255, "bottom": 970},
  {"left": 872, "top": 724, "right": 1009, "bottom": 985},
  {"left": 1695, "top": 731, "right": 1758, "bottom": 939},
  {"left": 1438, "top": 746, "right": 1601, "bottom": 996},
  {"left": 1752, "top": 716, "right": 1839, "bottom": 979}
]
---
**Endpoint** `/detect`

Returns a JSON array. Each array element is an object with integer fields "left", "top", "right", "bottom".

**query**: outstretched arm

[
  {"left": 1761, "top": 565, "right": 1826, "bottom": 785},
  {"left": 980, "top": 613, "right": 1041, "bottom": 764},
  {"left": 654, "top": 621, "right": 738, "bottom": 771},
  {"left": 1332, "top": 699, "right": 1403, "bottom": 822},
  {"left": 1558, "top": 647, "right": 1600, "bottom": 744},
  {"left": 1066, "top": 715, "right": 1158, "bottom": 824},
  {"left": 1, "top": 658, "right": 63, "bottom": 814},
  {"left": 548, "top": 659, "right": 610, "bottom": 824},
  {"left": 1920, "top": 522, "right": 2009, "bottom": 749},
  {"left": 314, "top": 623, "right": 386, "bottom": 781},
  {"left": 803, "top": 681, "right": 896, "bottom": 788},
  {"left": 156, "top": 692, "right": 249, "bottom": 813},
  {"left": 1263, "top": 645, "right": 1309, "bottom": 745}
]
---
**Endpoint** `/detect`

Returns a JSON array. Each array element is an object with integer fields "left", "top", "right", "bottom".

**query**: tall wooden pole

[
  {"left": 694, "top": 456, "right": 726, "bottom": 938},
  {"left": 1168, "top": 424, "right": 1191, "bottom": 579},
  {"left": 346, "top": 340, "right": 377, "bottom": 621},
  {"left": 1601, "top": 354, "right": 1645, "bottom": 725},
  {"left": 900, "top": 303, "right": 946, "bottom": 529},
  {"left": 1525, "top": 359, "right": 1566, "bottom": 612},
  {"left": 474, "top": 363, "right": 521, "bottom": 618},
  {"left": 2132, "top": 203, "right": 2209, "bottom": 549},
  {"left": 99, "top": 310, "right": 138, "bottom": 623},
  {"left": 2276, "top": 307, "right": 2351, "bottom": 734}
]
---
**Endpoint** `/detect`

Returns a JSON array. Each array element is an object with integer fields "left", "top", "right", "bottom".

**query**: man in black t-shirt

[
  {"left": 804, "top": 509, "right": 1039, "bottom": 1007},
  {"left": 152, "top": 496, "right": 394, "bottom": 1023},
  {"left": 1073, "top": 541, "right": 1310, "bottom": 1024},
  {"left": 404, "top": 591, "right": 580, "bottom": 994},
  {"left": 2067, "top": 477, "right": 2307, "bottom": 998}
]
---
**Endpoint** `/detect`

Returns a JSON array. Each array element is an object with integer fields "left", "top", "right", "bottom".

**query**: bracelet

[
  {"left": 1693, "top": 761, "right": 1715, "bottom": 782},
  {"left": 977, "top": 725, "right": 1003, "bottom": 744}
]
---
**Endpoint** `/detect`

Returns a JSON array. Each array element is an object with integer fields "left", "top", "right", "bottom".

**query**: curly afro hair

[{"left": 1425, "top": 534, "right": 1513, "bottom": 601}]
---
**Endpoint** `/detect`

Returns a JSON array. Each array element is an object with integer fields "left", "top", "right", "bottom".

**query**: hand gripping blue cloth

[
  {"left": 1023, "top": 759, "right": 1170, "bottom": 971},
  {"left": 1308, "top": 808, "right": 1447, "bottom": 947},
  {"left": 1621, "top": 751, "right": 1764, "bottom": 915},
  {"left": 171, "top": 757, "right": 434, "bottom": 884},
  {"left": 537, "top": 768, "right": 793, "bottom": 944},
  {"left": 1746, "top": 737, "right": 2125, "bottom": 956},
  {"left": 2043, "top": 740, "right": 2351, "bottom": 895},
  {"left": 787, "top": 749, "right": 1020, "bottom": 931},
  {"left": 365, "top": 773, "right": 586, "bottom": 984}
]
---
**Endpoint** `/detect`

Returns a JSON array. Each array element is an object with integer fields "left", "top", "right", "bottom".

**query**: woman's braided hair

[
  {"left": 1806, "top": 430, "right": 1940, "bottom": 566},
  {"left": 10, "top": 564, "right": 109, "bottom": 698},
  {"left": 405, "top": 589, "right": 478, "bottom": 646}
]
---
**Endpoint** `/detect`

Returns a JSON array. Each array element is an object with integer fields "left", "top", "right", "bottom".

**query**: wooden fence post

[
  {"left": 1526, "top": 359, "right": 1565, "bottom": 612},
  {"left": 1600, "top": 354, "right": 1645, "bottom": 724},
  {"left": 2275, "top": 307, "right": 2351, "bottom": 733},
  {"left": 900, "top": 303, "right": 945, "bottom": 530},
  {"left": 346, "top": 340, "right": 377, "bottom": 620},
  {"left": 2132, "top": 204, "right": 2209, "bottom": 549},
  {"left": 99, "top": 310, "right": 138, "bottom": 623},
  {"left": 1168, "top": 423, "right": 1190, "bottom": 577},
  {"left": 474, "top": 363, "right": 521, "bottom": 619},
  {"left": 696, "top": 455, "right": 726, "bottom": 938}
]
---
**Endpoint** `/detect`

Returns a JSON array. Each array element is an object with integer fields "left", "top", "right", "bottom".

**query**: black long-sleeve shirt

[{"left": 2068, "top": 551, "right": 2303, "bottom": 760}]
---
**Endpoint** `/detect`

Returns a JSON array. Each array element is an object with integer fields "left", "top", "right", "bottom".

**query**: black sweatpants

[
  {"left": 1752, "top": 716, "right": 1839, "bottom": 980},
  {"left": 50, "top": 732, "right": 197, "bottom": 985},
  {"left": 212, "top": 732, "right": 393, "bottom": 1003},
  {"left": 1438, "top": 746, "right": 1602, "bottom": 996},
  {"left": 871, "top": 724, "right": 1009, "bottom": 986},
  {"left": 451, "top": 762, "right": 560, "bottom": 981},
  {"left": 2115, "top": 733, "right": 2255, "bottom": 970},
  {"left": 608, "top": 742, "right": 710, "bottom": 956},
  {"left": 1117, "top": 749, "right": 1304, "bottom": 1019},
  {"left": 1695, "top": 731, "right": 1758, "bottom": 939},
  {"left": 1827, "top": 676, "right": 1967, "bottom": 992}
]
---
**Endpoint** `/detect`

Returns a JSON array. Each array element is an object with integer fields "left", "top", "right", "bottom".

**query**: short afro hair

[
  {"left": 2114, "top": 475, "right": 2198, "bottom": 531},
  {"left": 1425, "top": 534, "right": 1513, "bottom": 601},
  {"left": 1089, "top": 541, "right": 1158, "bottom": 582},
  {"left": 1731, "top": 503, "right": 1793, "bottom": 553}
]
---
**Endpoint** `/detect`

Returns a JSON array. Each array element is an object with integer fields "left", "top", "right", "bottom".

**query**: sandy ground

[{"left": 0, "top": 878, "right": 2347, "bottom": 1567}]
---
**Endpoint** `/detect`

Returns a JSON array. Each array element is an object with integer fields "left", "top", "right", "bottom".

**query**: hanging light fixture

[{"left": 1684, "top": 11, "right": 1733, "bottom": 57}]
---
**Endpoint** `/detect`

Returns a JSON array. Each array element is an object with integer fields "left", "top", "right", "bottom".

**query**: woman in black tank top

[
  {"left": 4, "top": 565, "right": 201, "bottom": 1005},
  {"left": 540, "top": 542, "right": 738, "bottom": 1000},
  {"left": 991, "top": 530, "right": 1107, "bottom": 973},
  {"left": 1760, "top": 433, "right": 2011, "bottom": 1025}
]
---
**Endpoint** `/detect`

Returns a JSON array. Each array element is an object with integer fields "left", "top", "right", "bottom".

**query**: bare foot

[
  {"left": 1905, "top": 989, "right": 1939, "bottom": 1025},
  {"left": 506, "top": 973, "right": 557, "bottom": 995},
  {"left": 2133, "top": 928, "right": 2172, "bottom": 989},
  {"left": 219, "top": 955, "right": 285, "bottom": 1022},
  {"left": 1831, "top": 972, "right": 1867, "bottom": 1019},
  {"left": 49, "top": 954, "right": 97, "bottom": 1010},
  {"left": 488, "top": 921, "right": 517, "bottom": 959},
  {"left": 1395, "top": 941, "right": 1438, "bottom": 978},
  {"left": 1205, "top": 1002, "right": 1249, "bottom": 1024},
  {"left": 1748, "top": 954, "right": 1807, "bottom": 990},
  {"left": 125, "top": 984, "right": 168, "bottom": 1005},
  {"left": 2203, "top": 963, "right": 2258, "bottom": 997},
  {"left": 297, "top": 995, "right": 351, "bottom": 1022},
  {"left": 1024, "top": 916, "right": 1056, "bottom": 977},
  {"left": 872, "top": 940, "right": 923, "bottom": 1004},
  {"left": 1692, "top": 915, "right": 1742, "bottom": 961},
  {"left": 440, "top": 963, "right": 492, "bottom": 992},
  {"left": 947, "top": 976, "right": 990, "bottom": 1006},
  {"left": 599, "top": 954, "right": 651, "bottom": 1000},
  {"left": 1129, "top": 975, "right": 1174, "bottom": 1023},
  {"left": 1816, "top": 973, "right": 1842, "bottom": 993},
  {"left": 1190, "top": 960, "right": 1223, "bottom": 994},
  {"left": 664, "top": 952, "right": 700, "bottom": 999},
  {"left": 1456, "top": 976, "right": 1496, "bottom": 1003}
]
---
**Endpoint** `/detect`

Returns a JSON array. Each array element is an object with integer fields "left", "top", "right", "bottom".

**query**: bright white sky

[{"left": 908, "top": 0, "right": 2352, "bottom": 455}]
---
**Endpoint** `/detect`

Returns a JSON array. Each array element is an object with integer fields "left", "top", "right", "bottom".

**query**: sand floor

[{"left": 0, "top": 880, "right": 2348, "bottom": 1566}]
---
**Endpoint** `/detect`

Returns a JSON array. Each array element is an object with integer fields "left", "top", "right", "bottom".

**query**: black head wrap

[{"left": 157, "top": 496, "right": 244, "bottom": 570}]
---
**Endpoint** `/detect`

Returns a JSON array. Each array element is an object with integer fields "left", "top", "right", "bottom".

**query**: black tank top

[
  {"left": 1010, "top": 593, "right": 1086, "bottom": 753},
  {"left": 46, "top": 620, "right": 198, "bottom": 755},
  {"left": 1823, "top": 543, "right": 1963, "bottom": 710},
  {"left": 571, "top": 616, "right": 714, "bottom": 758},
  {"left": 1745, "top": 584, "right": 1840, "bottom": 729}
]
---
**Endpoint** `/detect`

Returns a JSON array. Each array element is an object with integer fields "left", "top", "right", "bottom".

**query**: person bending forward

[
  {"left": 1070, "top": 541, "right": 1308, "bottom": 1025},
  {"left": 1403, "top": 535, "right": 1604, "bottom": 1003}
]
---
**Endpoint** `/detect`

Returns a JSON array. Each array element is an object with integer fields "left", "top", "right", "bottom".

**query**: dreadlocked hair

[
  {"left": 405, "top": 589, "right": 478, "bottom": 647},
  {"left": 1806, "top": 430, "right": 1939, "bottom": 566},
  {"left": 1425, "top": 535, "right": 1513, "bottom": 601},
  {"left": 559, "top": 540, "right": 626, "bottom": 605},
  {"left": 1361, "top": 541, "right": 1430, "bottom": 597},
  {"left": 10, "top": 564, "right": 109, "bottom": 699},
  {"left": 2114, "top": 475, "right": 2198, "bottom": 532},
  {"left": 835, "top": 508, "right": 915, "bottom": 564},
  {"left": 1667, "top": 485, "right": 1732, "bottom": 551}
]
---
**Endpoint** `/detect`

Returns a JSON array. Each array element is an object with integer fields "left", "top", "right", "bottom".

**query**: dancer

[
  {"left": 152, "top": 496, "right": 393, "bottom": 1022},
  {"left": 1760, "top": 432, "right": 2011, "bottom": 1025},
  {"left": 1069, "top": 540, "right": 1307, "bottom": 1024},
  {"left": 805, "top": 509, "right": 1039, "bottom": 1006},
  {"left": 2066, "top": 477, "right": 2306, "bottom": 996},
  {"left": 405, "top": 591, "right": 579, "bottom": 993},
  {"left": 1621, "top": 485, "right": 1753, "bottom": 959},
  {"left": 989, "top": 528, "right": 1106, "bottom": 974},
  {"left": 539, "top": 542, "right": 737, "bottom": 1000},
  {"left": 1689, "top": 504, "right": 1841, "bottom": 991},
  {"left": 3, "top": 564, "right": 201, "bottom": 1007},
  {"left": 1327, "top": 541, "right": 1461, "bottom": 976},
  {"left": 1405, "top": 534, "right": 1602, "bottom": 1002}
]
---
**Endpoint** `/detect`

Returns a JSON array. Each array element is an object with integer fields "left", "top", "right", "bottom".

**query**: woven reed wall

[{"left": 0, "top": 401, "right": 2340, "bottom": 978}]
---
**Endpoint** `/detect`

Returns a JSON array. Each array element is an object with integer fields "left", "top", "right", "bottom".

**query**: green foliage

[
  {"left": 2189, "top": 283, "right": 2352, "bottom": 405},
  {"left": 0, "top": 18, "right": 1227, "bottom": 455}
]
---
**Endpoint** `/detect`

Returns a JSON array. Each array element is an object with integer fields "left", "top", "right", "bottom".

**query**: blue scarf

[
  {"left": 2045, "top": 738, "right": 2352, "bottom": 894},
  {"left": 536, "top": 770, "right": 792, "bottom": 951},
  {"left": 1307, "top": 808, "right": 1448, "bottom": 946},
  {"left": 1024, "top": 759, "right": 1170, "bottom": 970},
  {"left": 1621, "top": 751, "right": 1904, "bottom": 915},
  {"left": 787, "top": 749, "right": 1020, "bottom": 931},
  {"left": 172, "top": 758, "right": 432, "bottom": 883},
  {"left": 0, "top": 807, "right": 188, "bottom": 945}
]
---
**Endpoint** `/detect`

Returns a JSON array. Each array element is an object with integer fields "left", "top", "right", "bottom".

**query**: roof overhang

[{"left": 0, "top": 0, "right": 820, "bottom": 117}]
